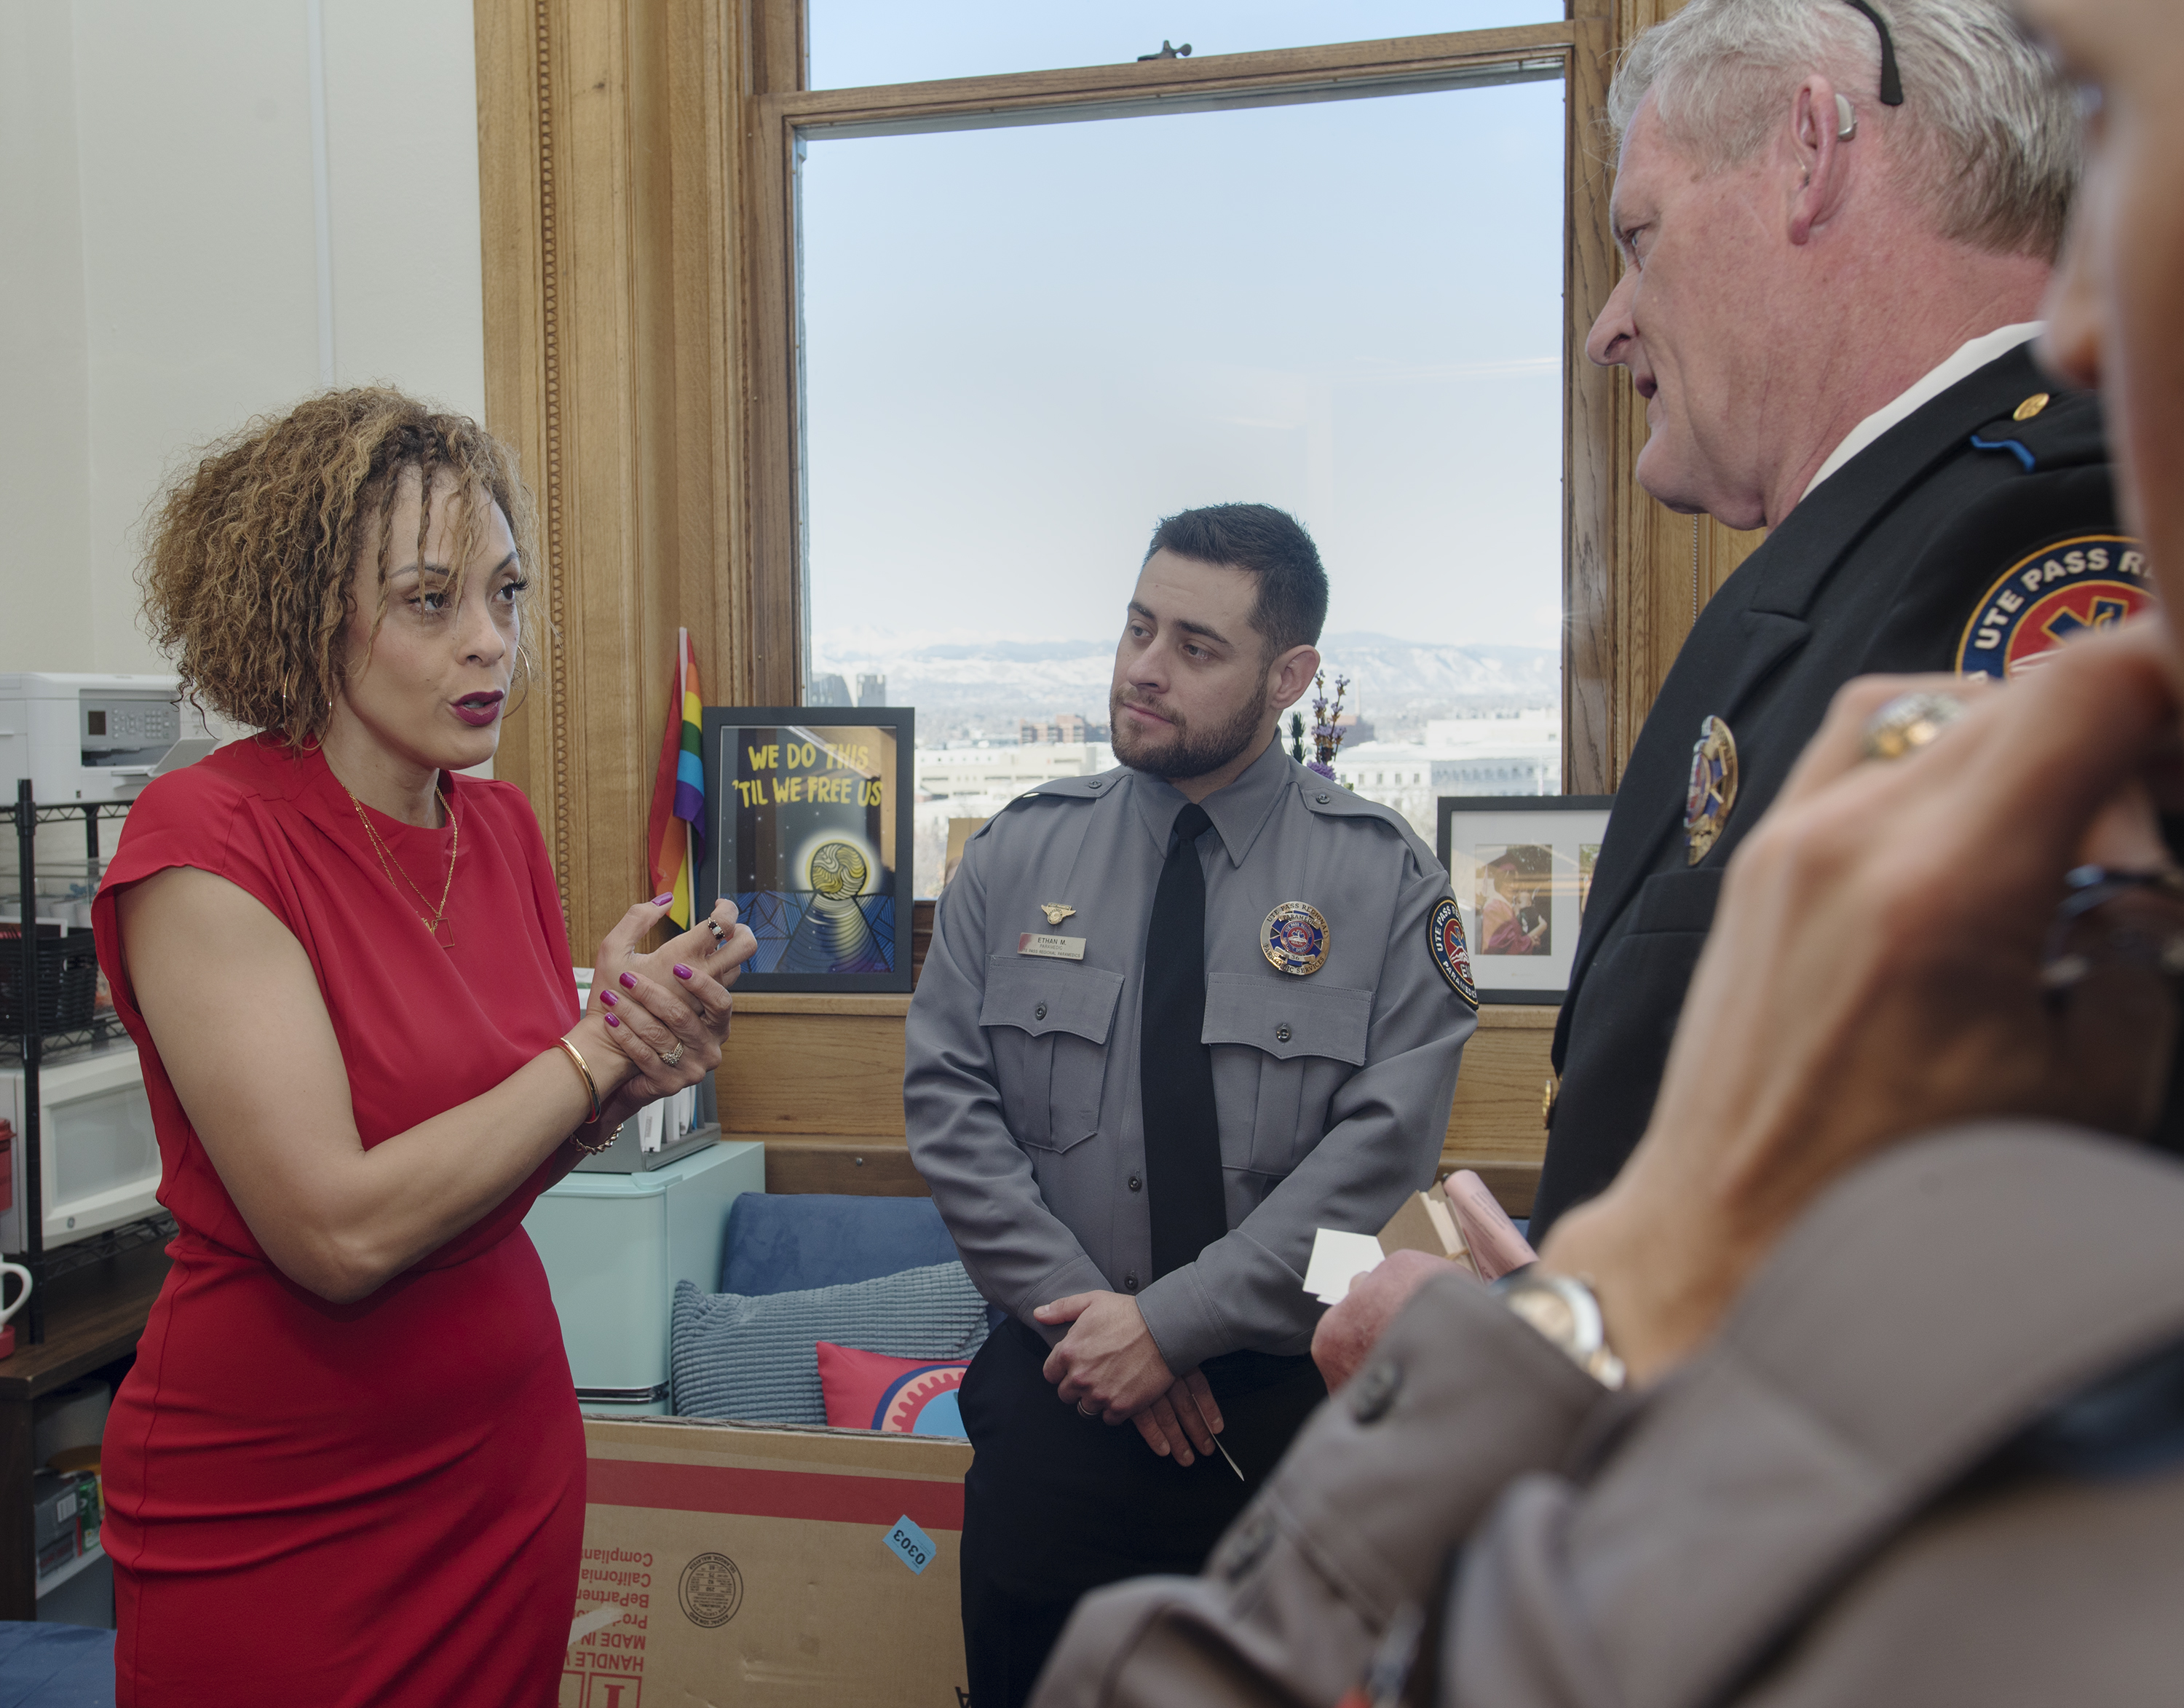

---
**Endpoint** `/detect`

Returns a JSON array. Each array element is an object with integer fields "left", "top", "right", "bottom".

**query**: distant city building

[
  {"left": 917, "top": 740, "right": 1115, "bottom": 800},
  {"left": 807, "top": 672, "right": 852, "bottom": 707},
  {"left": 1018, "top": 711, "right": 1093, "bottom": 745},
  {"left": 855, "top": 673, "right": 888, "bottom": 707},
  {"left": 1333, "top": 708, "right": 1560, "bottom": 840},
  {"left": 911, "top": 738, "right": 1117, "bottom": 898}
]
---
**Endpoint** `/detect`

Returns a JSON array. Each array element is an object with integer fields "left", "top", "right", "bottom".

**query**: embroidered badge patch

[
  {"left": 1428, "top": 898, "right": 1478, "bottom": 1012},
  {"left": 1956, "top": 534, "right": 2151, "bottom": 680},
  {"left": 1261, "top": 901, "right": 1330, "bottom": 977},
  {"left": 1683, "top": 716, "right": 1738, "bottom": 866}
]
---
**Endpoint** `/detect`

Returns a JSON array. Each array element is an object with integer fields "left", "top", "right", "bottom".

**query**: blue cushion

[
  {"left": 671, "top": 1262, "right": 992, "bottom": 1425},
  {"left": 0, "top": 1622, "right": 115, "bottom": 1708},
  {"left": 720, "top": 1192, "right": 961, "bottom": 1295}
]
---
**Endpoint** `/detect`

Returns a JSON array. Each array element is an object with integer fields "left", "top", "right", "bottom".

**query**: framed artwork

[
  {"left": 1436, "top": 795, "right": 1615, "bottom": 1003},
  {"left": 697, "top": 707, "right": 916, "bottom": 992}
]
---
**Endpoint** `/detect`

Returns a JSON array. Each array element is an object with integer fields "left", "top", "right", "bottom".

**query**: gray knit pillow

[{"left": 670, "top": 1262, "right": 992, "bottom": 1425}]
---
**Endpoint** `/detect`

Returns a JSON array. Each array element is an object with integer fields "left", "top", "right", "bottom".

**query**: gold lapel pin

[{"left": 1040, "top": 903, "right": 1077, "bottom": 926}]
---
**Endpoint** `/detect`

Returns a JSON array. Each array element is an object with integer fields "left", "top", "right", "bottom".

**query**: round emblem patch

[
  {"left": 1948, "top": 531, "right": 2149, "bottom": 677},
  {"left": 1261, "top": 901, "right": 1330, "bottom": 977},
  {"left": 877, "top": 1364, "right": 969, "bottom": 1436},
  {"left": 1428, "top": 898, "right": 1478, "bottom": 1012},
  {"left": 1683, "top": 716, "right": 1738, "bottom": 867},
  {"left": 1955, "top": 534, "right": 2150, "bottom": 679},
  {"left": 678, "top": 1551, "right": 745, "bottom": 1628}
]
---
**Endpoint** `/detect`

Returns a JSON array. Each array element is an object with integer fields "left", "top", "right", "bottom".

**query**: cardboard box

[{"left": 566, "top": 1415, "right": 973, "bottom": 1707}]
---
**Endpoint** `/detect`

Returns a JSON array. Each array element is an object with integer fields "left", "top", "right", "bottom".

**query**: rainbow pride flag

[{"left": 646, "top": 629, "right": 706, "bottom": 928}]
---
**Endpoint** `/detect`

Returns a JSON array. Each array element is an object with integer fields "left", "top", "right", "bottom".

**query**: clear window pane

[
  {"left": 800, "top": 80, "right": 1566, "bottom": 893},
  {"left": 810, "top": 1, "right": 1562, "bottom": 89}
]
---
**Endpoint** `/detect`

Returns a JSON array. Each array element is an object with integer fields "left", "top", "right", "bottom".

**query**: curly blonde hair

[{"left": 140, "top": 389, "right": 540, "bottom": 747}]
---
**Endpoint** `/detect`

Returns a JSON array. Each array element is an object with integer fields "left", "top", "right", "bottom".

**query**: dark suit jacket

[{"left": 1530, "top": 344, "right": 2127, "bottom": 1238}]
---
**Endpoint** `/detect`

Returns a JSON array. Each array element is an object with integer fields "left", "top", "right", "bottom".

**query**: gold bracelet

[
  {"left": 555, "top": 1037, "right": 623, "bottom": 1154},
  {"left": 555, "top": 1035, "right": 603, "bottom": 1124}
]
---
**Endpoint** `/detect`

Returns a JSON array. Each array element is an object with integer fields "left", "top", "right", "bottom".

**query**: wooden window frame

[
  {"left": 474, "top": 0, "right": 1754, "bottom": 954},
  {"left": 742, "top": 15, "right": 1621, "bottom": 790}
]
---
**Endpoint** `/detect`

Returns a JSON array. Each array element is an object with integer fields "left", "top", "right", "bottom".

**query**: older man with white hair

[{"left": 1532, "top": 0, "right": 2133, "bottom": 1238}]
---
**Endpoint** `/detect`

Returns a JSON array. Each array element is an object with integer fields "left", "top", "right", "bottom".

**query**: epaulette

[
  {"left": 1968, "top": 384, "right": 2108, "bottom": 475},
  {"left": 1010, "top": 770, "right": 1125, "bottom": 804}
]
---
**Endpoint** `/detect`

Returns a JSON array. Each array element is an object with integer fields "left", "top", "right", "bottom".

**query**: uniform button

[
  {"left": 1315, "top": 791, "right": 1331, "bottom": 804},
  {"left": 1034, "top": 1002, "right": 1048, "bottom": 1021},
  {"left": 1350, "top": 1360, "right": 1402, "bottom": 1424},
  {"left": 1123, "top": 1273, "right": 1139, "bottom": 1293},
  {"left": 1275, "top": 1024, "right": 1291, "bottom": 1044},
  {"left": 1128, "top": 1174, "right": 1142, "bottom": 1192},
  {"left": 1087, "top": 780, "right": 1103, "bottom": 791},
  {"left": 1216, "top": 1507, "right": 1277, "bottom": 1582}
]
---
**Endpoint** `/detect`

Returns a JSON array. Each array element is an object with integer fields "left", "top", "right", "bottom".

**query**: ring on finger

[
  {"left": 660, "top": 1040, "right": 685, "bottom": 1068},
  {"left": 1861, "top": 689, "right": 1970, "bottom": 762},
  {"left": 1076, "top": 1400, "right": 1099, "bottom": 1419},
  {"left": 708, "top": 919, "right": 729, "bottom": 951}
]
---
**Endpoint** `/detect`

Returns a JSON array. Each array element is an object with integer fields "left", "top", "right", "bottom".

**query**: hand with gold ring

[{"left": 586, "top": 895, "right": 758, "bottom": 1128}]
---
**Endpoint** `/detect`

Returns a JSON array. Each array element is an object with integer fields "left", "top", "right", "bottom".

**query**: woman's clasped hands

[{"left": 566, "top": 895, "right": 759, "bottom": 1135}]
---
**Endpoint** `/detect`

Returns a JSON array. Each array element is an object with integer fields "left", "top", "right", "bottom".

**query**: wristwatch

[{"left": 1489, "top": 1265, "right": 1626, "bottom": 1390}]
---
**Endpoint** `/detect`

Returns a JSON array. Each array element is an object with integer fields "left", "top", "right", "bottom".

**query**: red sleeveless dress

[{"left": 92, "top": 738, "right": 586, "bottom": 1706}]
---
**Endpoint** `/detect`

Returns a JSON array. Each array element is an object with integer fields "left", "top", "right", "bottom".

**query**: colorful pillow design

[{"left": 816, "top": 1341, "right": 970, "bottom": 1436}]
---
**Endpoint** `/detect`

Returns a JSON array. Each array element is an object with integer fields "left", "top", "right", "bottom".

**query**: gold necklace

[{"left": 344, "top": 781, "right": 460, "bottom": 941}]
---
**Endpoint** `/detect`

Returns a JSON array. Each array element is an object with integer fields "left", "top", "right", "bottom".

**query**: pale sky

[{"left": 802, "top": 5, "right": 1568, "bottom": 660}]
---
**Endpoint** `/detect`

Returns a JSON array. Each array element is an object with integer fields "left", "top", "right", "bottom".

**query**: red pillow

[{"left": 816, "top": 1342, "right": 970, "bottom": 1436}]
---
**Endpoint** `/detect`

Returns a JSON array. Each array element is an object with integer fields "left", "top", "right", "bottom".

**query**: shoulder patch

[
  {"left": 1428, "top": 897, "right": 1479, "bottom": 1013},
  {"left": 1956, "top": 534, "right": 2151, "bottom": 679}
]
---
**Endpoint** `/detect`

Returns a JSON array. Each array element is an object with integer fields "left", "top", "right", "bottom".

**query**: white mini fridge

[{"left": 523, "top": 1137, "right": 764, "bottom": 1417}]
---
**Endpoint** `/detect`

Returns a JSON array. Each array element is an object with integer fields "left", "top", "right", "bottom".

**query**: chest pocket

[
  {"left": 981, "top": 955, "right": 1125, "bottom": 1154},
  {"left": 1203, "top": 973, "right": 1372, "bottom": 1175}
]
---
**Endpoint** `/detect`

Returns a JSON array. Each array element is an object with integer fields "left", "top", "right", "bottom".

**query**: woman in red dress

[{"left": 90, "top": 391, "right": 753, "bottom": 1705}]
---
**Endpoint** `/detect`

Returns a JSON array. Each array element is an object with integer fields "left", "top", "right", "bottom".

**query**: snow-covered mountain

[{"left": 813, "top": 630, "right": 1558, "bottom": 731}]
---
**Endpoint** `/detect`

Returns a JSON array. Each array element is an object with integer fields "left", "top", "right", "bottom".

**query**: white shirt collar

[{"left": 1798, "top": 322, "right": 2046, "bottom": 506}]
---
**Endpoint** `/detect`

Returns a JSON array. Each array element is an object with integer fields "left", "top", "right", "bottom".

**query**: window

[{"left": 745, "top": 12, "right": 1615, "bottom": 890}]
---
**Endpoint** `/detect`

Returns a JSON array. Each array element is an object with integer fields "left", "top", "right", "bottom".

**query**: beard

[{"left": 1110, "top": 681, "right": 1272, "bottom": 782}]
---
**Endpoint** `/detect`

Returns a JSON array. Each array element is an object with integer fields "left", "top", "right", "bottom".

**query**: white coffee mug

[{"left": 0, "top": 1260, "right": 32, "bottom": 1331}]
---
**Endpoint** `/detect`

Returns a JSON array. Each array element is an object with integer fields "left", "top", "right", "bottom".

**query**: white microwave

[{"left": 0, "top": 1041, "right": 163, "bottom": 1252}]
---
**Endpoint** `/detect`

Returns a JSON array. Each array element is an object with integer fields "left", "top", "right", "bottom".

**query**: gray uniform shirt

[{"left": 904, "top": 738, "right": 1476, "bottom": 1376}]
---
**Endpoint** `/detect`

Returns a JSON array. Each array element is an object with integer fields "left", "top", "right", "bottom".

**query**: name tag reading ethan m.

[{"left": 1018, "top": 932, "right": 1087, "bottom": 961}]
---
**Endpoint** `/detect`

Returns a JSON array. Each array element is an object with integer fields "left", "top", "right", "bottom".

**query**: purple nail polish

[
  {"left": 604, "top": 1013, "right": 621, "bottom": 1027},
  {"left": 652, "top": 893, "right": 674, "bottom": 906},
  {"left": 673, "top": 964, "right": 693, "bottom": 979},
  {"left": 600, "top": 992, "right": 617, "bottom": 1008},
  {"left": 619, "top": 973, "right": 637, "bottom": 990}
]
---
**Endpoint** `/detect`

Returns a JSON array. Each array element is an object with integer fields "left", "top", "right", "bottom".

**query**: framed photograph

[
  {"left": 1436, "top": 795, "right": 1615, "bottom": 1003},
  {"left": 697, "top": 707, "right": 916, "bottom": 992}
]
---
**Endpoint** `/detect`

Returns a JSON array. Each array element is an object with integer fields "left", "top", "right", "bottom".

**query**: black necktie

[{"left": 1140, "top": 802, "right": 1227, "bottom": 1279}]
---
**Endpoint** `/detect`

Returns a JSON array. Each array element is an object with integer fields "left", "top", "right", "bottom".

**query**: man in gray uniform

[{"left": 905, "top": 502, "right": 1476, "bottom": 1708}]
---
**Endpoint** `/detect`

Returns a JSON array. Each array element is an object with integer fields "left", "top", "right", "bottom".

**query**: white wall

[{"left": 0, "top": 0, "right": 486, "bottom": 675}]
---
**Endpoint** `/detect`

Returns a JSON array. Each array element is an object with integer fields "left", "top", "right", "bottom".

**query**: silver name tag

[{"left": 1017, "top": 932, "right": 1086, "bottom": 961}]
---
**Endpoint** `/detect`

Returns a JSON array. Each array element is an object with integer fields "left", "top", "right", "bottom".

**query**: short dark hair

[{"left": 1143, "top": 503, "right": 1328, "bottom": 656}]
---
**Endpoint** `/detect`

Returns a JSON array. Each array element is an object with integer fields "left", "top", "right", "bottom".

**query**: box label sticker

[{"left": 885, "top": 1514, "right": 935, "bottom": 1575}]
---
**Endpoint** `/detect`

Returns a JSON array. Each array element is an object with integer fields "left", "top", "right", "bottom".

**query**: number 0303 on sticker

[{"left": 885, "top": 1514, "right": 936, "bottom": 1575}]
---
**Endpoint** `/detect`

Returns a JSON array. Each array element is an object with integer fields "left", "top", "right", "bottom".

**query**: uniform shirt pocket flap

[
  {"left": 1629, "top": 866, "right": 1724, "bottom": 936},
  {"left": 980, "top": 954, "right": 1125, "bottom": 1043},
  {"left": 1201, "top": 973, "right": 1372, "bottom": 1065}
]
